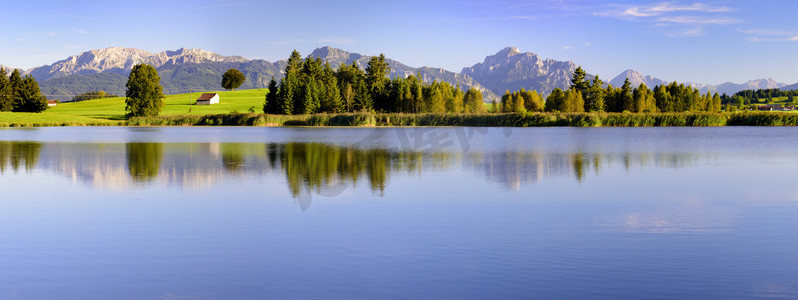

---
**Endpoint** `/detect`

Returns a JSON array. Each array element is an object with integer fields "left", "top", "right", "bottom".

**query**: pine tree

[
  {"left": 8, "top": 69, "right": 23, "bottom": 111},
  {"left": 0, "top": 68, "right": 12, "bottom": 111},
  {"left": 585, "top": 75, "right": 605, "bottom": 112},
  {"left": 620, "top": 78, "right": 634, "bottom": 112},
  {"left": 263, "top": 78, "right": 280, "bottom": 114},
  {"left": 570, "top": 66, "right": 590, "bottom": 96},
  {"left": 365, "top": 54, "right": 390, "bottom": 112},
  {"left": 320, "top": 63, "right": 342, "bottom": 113},
  {"left": 13, "top": 75, "right": 48, "bottom": 113}
]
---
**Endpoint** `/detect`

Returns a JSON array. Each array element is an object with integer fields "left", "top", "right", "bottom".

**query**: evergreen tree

[
  {"left": 654, "top": 84, "right": 671, "bottom": 112},
  {"left": 8, "top": 69, "right": 23, "bottom": 111},
  {"left": 319, "top": 63, "right": 343, "bottom": 113},
  {"left": 13, "top": 75, "right": 48, "bottom": 113},
  {"left": 544, "top": 88, "right": 566, "bottom": 112},
  {"left": 586, "top": 75, "right": 605, "bottom": 112},
  {"left": 124, "top": 64, "right": 164, "bottom": 117},
  {"left": 277, "top": 50, "right": 303, "bottom": 114},
  {"left": 619, "top": 78, "right": 634, "bottom": 112},
  {"left": 0, "top": 68, "right": 12, "bottom": 111},
  {"left": 263, "top": 78, "right": 280, "bottom": 114},
  {"left": 570, "top": 66, "right": 590, "bottom": 96},
  {"left": 712, "top": 92, "right": 722, "bottom": 112},
  {"left": 365, "top": 54, "right": 390, "bottom": 112},
  {"left": 604, "top": 85, "right": 619, "bottom": 112},
  {"left": 295, "top": 77, "right": 320, "bottom": 114}
]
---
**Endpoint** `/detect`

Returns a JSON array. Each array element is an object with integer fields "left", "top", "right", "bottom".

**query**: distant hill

[
  {"left": 461, "top": 47, "right": 576, "bottom": 96},
  {"left": 611, "top": 69, "right": 789, "bottom": 95},
  {"left": 1, "top": 64, "right": 19, "bottom": 76},
  {"left": 610, "top": 69, "right": 667, "bottom": 88},
  {"left": 780, "top": 82, "right": 798, "bottom": 91}
]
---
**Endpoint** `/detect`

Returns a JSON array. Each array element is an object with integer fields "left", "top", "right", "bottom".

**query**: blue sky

[{"left": 3, "top": 0, "right": 798, "bottom": 84}]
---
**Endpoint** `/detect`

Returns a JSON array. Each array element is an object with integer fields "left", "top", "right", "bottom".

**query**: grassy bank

[{"left": 127, "top": 112, "right": 798, "bottom": 127}]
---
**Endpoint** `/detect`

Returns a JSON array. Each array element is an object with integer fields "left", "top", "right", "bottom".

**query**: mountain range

[{"left": 2, "top": 47, "right": 796, "bottom": 102}]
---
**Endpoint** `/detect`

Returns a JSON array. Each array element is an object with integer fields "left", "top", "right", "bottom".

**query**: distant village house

[
  {"left": 195, "top": 93, "right": 220, "bottom": 105},
  {"left": 47, "top": 100, "right": 58, "bottom": 107},
  {"left": 758, "top": 104, "right": 794, "bottom": 111}
]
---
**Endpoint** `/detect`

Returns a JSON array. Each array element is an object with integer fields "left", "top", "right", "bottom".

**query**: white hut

[{"left": 195, "top": 93, "right": 220, "bottom": 105}]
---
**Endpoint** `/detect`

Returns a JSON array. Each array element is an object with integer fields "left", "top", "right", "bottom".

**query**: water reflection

[
  {"left": 0, "top": 141, "right": 42, "bottom": 173},
  {"left": 127, "top": 143, "right": 163, "bottom": 182},
  {"left": 2, "top": 140, "right": 713, "bottom": 207},
  {"left": 466, "top": 151, "right": 703, "bottom": 189},
  {"left": 266, "top": 143, "right": 448, "bottom": 198}
]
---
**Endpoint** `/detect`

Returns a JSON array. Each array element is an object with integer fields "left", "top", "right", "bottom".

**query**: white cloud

[
  {"left": 656, "top": 16, "right": 736, "bottom": 25},
  {"left": 595, "top": 2, "right": 736, "bottom": 37},
  {"left": 740, "top": 28, "right": 798, "bottom": 42},
  {"left": 562, "top": 45, "right": 571, "bottom": 50},
  {"left": 602, "top": 2, "right": 732, "bottom": 18}
]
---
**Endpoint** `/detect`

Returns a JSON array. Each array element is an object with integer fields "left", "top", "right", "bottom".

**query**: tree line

[
  {"left": 262, "top": 50, "right": 486, "bottom": 115},
  {"left": 729, "top": 88, "right": 798, "bottom": 106},
  {"left": 0, "top": 68, "right": 49, "bottom": 113},
  {"left": 72, "top": 90, "right": 118, "bottom": 102},
  {"left": 496, "top": 67, "right": 721, "bottom": 113}
]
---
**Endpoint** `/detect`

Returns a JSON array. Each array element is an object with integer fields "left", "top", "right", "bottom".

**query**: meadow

[{"left": 1, "top": 88, "right": 268, "bottom": 126}]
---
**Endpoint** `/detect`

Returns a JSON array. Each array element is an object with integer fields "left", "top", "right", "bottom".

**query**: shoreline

[{"left": 3, "top": 112, "right": 798, "bottom": 127}]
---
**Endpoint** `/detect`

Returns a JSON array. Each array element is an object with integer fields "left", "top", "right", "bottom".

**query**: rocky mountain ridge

[
  {"left": 26, "top": 47, "right": 250, "bottom": 82},
  {"left": 11, "top": 46, "right": 798, "bottom": 101},
  {"left": 461, "top": 47, "right": 576, "bottom": 96}
]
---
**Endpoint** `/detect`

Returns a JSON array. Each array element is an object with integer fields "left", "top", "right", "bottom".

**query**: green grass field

[{"left": 0, "top": 88, "right": 268, "bottom": 126}]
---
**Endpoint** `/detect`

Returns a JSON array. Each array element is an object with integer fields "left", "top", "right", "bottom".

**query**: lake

[{"left": 1, "top": 126, "right": 797, "bottom": 299}]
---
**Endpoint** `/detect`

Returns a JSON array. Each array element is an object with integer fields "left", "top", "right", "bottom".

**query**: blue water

[{"left": 1, "top": 127, "right": 797, "bottom": 299}]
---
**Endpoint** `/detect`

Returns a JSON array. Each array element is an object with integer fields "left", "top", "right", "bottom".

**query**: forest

[
  {"left": 262, "top": 50, "right": 486, "bottom": 115},
  {"left": 0, "top": 68, "right": 49, "bottom": 113},
  {"left": 261, "top": 51, "right": 729, "bottom": 115}
]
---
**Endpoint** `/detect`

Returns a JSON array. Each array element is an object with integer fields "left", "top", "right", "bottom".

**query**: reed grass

[{"left": 32, "top": 111, "right": 798, "bottom": 127}]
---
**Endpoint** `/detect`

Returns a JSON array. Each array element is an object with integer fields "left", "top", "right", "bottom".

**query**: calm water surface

[{"left": 1, "top": 126, "right": 797, "bottom": 299}]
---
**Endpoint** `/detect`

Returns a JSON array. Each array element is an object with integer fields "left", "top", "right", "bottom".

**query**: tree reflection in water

[
  {"left": 0, "top": 141, "right": 42, "bottom": 173},
  {"left": 266, "top": 143, "right": 449, "bottom": 200},
  {"left": 126, "top": 143, "right": 163, "bottom": 182}
]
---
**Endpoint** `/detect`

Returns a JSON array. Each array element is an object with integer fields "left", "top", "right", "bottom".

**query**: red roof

[{"left": 196, "top": 93, "right": 218, "bottom": 101}]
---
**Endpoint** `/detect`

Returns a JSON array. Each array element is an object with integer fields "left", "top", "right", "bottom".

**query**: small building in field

[
  {"left": 195, "top": 93, "right": 220, "bottom": 105},
  {"left": 47, "top": 100, "right": 58, "bottom": 107}
]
